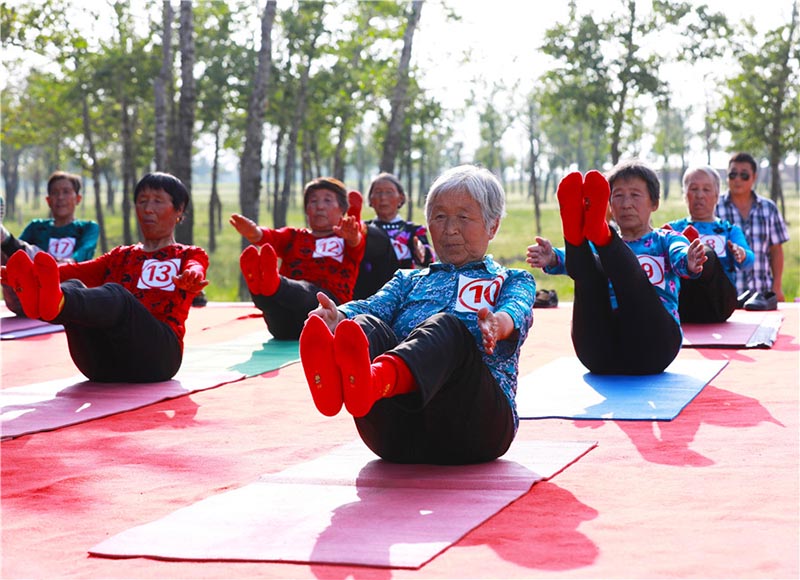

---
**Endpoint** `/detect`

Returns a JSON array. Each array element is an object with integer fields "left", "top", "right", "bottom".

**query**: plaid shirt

[{"left": 716, "top": 191, "right": 790, "bottom": 294}]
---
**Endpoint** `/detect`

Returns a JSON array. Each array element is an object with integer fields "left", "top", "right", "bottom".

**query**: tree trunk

[
  {"left": 121, "top": 98, "right": 134, "bottom": 246},
  {"left": 174, "top": 1, "right": 196, "bottom": 245},
  {"left": 528, "top": 100, "right": 542, "bottom": 235},
  {"left": 379, "top": 0, "right": 423, "bottom": 174},
  {"left": 278, "top": 33, "right": 320, "bottom": 229},
  {"left": 1, "top": 147, "right": 21, "bottom": 220},
  {"left": 154, "top": 0, "right": 173, "bottom": 172},
  {"left": 209, "top": 126, "right": 222, "bottom": 253},
  {"left": 238, "top": 0, "right": 276, "bottom": 299},
  {"left": 81, "top": 93, "right": 108, "bottom": 254}
]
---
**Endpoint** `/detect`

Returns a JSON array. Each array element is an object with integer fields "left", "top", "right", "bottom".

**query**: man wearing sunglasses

[{"left": 716, "top": 152, "right": 789, "bottom": 310}]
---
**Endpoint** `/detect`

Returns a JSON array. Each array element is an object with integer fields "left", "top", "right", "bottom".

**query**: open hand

[
  {"left": 173, "top": 269, "right": 209, "bottom": 294},
  {"left": 687, "top": 238, "right": 708, "bottom": 274},
  {"left": 334, "top": 215, "right": 362, "bottom": 247},
  {"left": 229, "top": 214, "right": 263, "bottom": 244},
  {"left": 526, "top": 236, "right": 557, "bottom": 269}
]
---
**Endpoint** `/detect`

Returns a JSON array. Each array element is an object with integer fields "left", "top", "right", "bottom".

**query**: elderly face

[
  {"left": 610, "top": 176, "right": 658, "bottom": 239},
  {"left": 47, "top": 178, "right": 81, "bottom": 224},
  {"left": 369, "top": 179, "right": 404, "bottom": 222},
  {"left": 427, "top": 189, "right": 497, "bottom": 267},
  {"left": 135, "top": 187, "right": 182, "bottom": 241},
  {"left": 305, "top": 188, "right": 344, "bottom": 234},
  {"left": 684, "top": 171, "right": 718, "bottom": 222},
  {"left": 727, "top": 161, "right": 756, "bottom": 197}
]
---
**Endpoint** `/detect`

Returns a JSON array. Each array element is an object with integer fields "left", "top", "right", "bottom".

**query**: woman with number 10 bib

[
  {"left": 1, "top": 172, "right": 209, "bottom": 382},
  {"left": 230, "top": 177, "right": 365, "bottom": 340},
  {"left": 527, "top": 159, "right": 706, "bottom": 375},
  {"left": 299, "top": 165, "right": 536, "bottom": 465}
]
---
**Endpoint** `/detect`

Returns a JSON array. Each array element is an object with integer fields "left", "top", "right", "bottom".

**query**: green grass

[{"left": 6, "top": 179, "right": 799, "bottom": 303}]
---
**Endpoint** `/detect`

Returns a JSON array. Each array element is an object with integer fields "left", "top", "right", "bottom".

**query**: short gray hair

[
  {"left": 425, "top": 165, "right": 506, "bottom": 234},
  {"left": 682, "top": 165, "right": 721, "bottom": 195}
]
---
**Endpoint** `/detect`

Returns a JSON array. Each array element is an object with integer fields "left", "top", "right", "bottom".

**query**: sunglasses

[{"left": 728, "top": 171, "right": 751, "bottom": 180}]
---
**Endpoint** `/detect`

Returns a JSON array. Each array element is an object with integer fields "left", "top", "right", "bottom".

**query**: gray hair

[
  {"left": 425, "top": 165, "right": 506, "bottom": 234},
  {"left": 682, "top": 165, "right": 721, "bottom": 195}
]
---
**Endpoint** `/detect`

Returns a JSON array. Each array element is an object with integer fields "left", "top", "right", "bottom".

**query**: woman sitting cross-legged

[
  {"left": 526, "top": 159, "right": 706, "bottom": 375},
  {"left": 1, "top": 172, "right": 209, "bottom": 383},
  {"left": 299, "top": 165, "right": 536, "bottom": 465}
]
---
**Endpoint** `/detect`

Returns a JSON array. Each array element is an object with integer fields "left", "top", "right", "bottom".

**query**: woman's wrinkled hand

[
  {"left": 173, "top": 269, "right": 209, "bottom": 294},
  {"left": 229, "top": 214, "right": 263, "bottom": 245}
]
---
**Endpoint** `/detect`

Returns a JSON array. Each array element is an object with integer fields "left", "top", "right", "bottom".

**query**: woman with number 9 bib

[
  {"left": 532, "top": 159, "right": 706, "bottom": 375},
  {"left": 299, "top": 165, "right": 536, "bottom": 465},
  {"left": 1, "top": 172, "right": 209, "bottom": 382},
  {"left": 230, "top": 177, "right": 365, "bottom": 340}
]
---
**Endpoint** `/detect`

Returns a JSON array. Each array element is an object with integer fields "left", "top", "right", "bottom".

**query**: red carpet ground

[{"left": 2, "top": 302, "right": 798, "bottom": 579}]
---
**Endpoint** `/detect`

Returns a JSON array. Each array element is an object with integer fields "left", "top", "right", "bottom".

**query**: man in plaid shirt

[{"left": 716, "top": 152, "right": 790, "bottom": 301}]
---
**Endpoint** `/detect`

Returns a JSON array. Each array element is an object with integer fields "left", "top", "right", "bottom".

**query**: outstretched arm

[
  {"left": 229, "top": 214, "right": 264, "bottom": 245},
  {"left": 526, "top": 236, "right": 558, "bottom": 269}
]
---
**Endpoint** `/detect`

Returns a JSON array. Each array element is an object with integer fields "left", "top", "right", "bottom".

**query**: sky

[{"left": 409, "top": 0, "right": 796, "bottom": 168}]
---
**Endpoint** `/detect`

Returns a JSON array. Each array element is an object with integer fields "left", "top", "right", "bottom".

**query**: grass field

[{"left": 5, "top": 179, "right": 799, "bottom": 303}]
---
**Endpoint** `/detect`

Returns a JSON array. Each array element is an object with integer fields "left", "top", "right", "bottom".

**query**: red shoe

[
  {"left": 33, "top": 252, "right": 63, "bottom": 321},
  {"left": 347, "top": 190, "right": 363, "bottom": 223},
  {"left": 556, "top": 172, "right": 585, "bottom": 246},
  {"left": 582, "top": 170, "right": 612, "bottom": 246},
  {"left": 5, "top": 251, "right": 40, "bottom": 319},
  {"left": 299, "top": 315, "right": 343, "bottom": 416},
  {"left": 239, "top": 245, "right": 263, "bottom": 295},
  {"left": 259, "top": 243, "right": 280, "bottom": 296},
  {"left": 334, "top": 319, "right": 375, "bottom": 418}
]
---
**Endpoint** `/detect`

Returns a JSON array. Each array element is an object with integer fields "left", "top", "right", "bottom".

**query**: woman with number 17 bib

[
  {"left": 298, "top": 165, "right": 536, "bottom": 465},
  {"left": 1, "top": 173, "right": 209, "bottom": 382}
]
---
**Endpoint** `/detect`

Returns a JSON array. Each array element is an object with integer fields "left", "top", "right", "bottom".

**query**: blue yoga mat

[{"left": 515, "top": 356, "right": 728, "bottom": 421}]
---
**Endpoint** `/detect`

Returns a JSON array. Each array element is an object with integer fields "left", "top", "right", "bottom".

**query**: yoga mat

[
  {"left": 0, "top": 315, "right": 64, "bottom": 340},
  {"left": 89, "top": 439, "right": 597, "bottom": 568},
  {"left": 515, "top": 356, "right": 728, "bottom": 421},
  {"left": 0, "top": 332, "right": 299, "bottom": 439},
  {"left": 682, "top": 310, "right": 783, "bottom": 348}
]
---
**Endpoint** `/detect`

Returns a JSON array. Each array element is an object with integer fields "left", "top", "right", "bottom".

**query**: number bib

[
  {"left": 313, "top": 237, "right": 345, "bottom": 262},
  {"left": 637, "top": 255, "right": 666, "bottom": 289},
  {"left": 391, "top": 239, "right": 411, "bottom": 261},
  {"left": 48, "top": 237, "right": 76, "bottom": 260},
  {"left": 699, "top": 233, "right": 727, "bottom": 257},
  {"left": 455, "top": 273, "right": 507, "bottom": 313},
  {"left": 137, "top": 258, "right": 181, "bottom": 291}
]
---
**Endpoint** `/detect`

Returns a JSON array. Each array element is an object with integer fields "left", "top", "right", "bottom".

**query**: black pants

[
  {"left": 566, "top": 231, "right": 682, "bottom": 375},
  {"left": 351, "top": 313, "right": 516, "bottom": 465},
  {"left": 678, "top": 248, "right": 737, "bottom": 323},
  {"left": 251, "top": 279, "right": 338, "bottom": 340},
  {"left": 53, "top": 280, "right": 182, "bottom": 382}
]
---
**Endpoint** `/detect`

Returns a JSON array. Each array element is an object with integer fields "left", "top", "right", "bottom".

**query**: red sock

[
  {"left": 239, "top": 245, "right": 262, "bottom": 295},
  {"left": 373, "top": 354, "right": 416, "bottom": 396},
  {"left": 299, "top": 315, "right": 342, "bottom": 416},
  {"left": 583, "top": 170, "right": 612, "bottom": 246},
  {"left": 347, "top": 190, "right": 363, "bottom": 223},
  {"left": 5, "top": 251, "right": 40, "bottom": 319},
  {"left": 682, "top": 225, "right": 700, "bottom": 242},
  {"left": 557, "top": 172, "right": 585, "bottom": 245},
  {"left": 259, "top": 243, "right": 280, "bottom": 296},
  {"left": 33, "top": 252, "right": 63, "bottom": 321}
]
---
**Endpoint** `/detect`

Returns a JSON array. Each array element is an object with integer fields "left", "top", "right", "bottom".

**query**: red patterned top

[
  {"left": 57, "top": 243, "right": 209, "bottom": 346},
  {"left": 258, "top": 227, "right": 365, "bottom": 304}
]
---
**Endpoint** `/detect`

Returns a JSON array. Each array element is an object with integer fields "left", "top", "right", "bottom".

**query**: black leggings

[
  {"left": 251, "top": 278, "right": 338, "bottom": 340},
  {"left": 678, "top": 248, "right": 737, "bottom": 323},
  {"left": 53, "top": 280, "right": 182, "bottom": 382},
  {"left": 566, "top": 231, "right": 682, "bottom": 375},
  {"left": 351, "top": 313, "right": 515, "bottom": 465}
]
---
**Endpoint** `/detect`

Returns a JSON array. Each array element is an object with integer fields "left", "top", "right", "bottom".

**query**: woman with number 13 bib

[
  {"left": 1, "top": 172, "right": 208, "bottom": 382},
  {"left": 299, "top": 165, "right": 536, "bottom": 464}
]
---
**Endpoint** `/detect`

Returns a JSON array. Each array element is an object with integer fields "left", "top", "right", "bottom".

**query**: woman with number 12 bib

[
  {"left": 299, "top": 165, "right": 536, "bottom": 465},
  {"left": 1, "top": 172, "right": 209, "bottom": 382}
]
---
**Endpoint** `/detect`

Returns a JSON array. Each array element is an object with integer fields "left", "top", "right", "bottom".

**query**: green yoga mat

[{"left": 181, "top": 332, "right": 299, "bottom": 377}]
